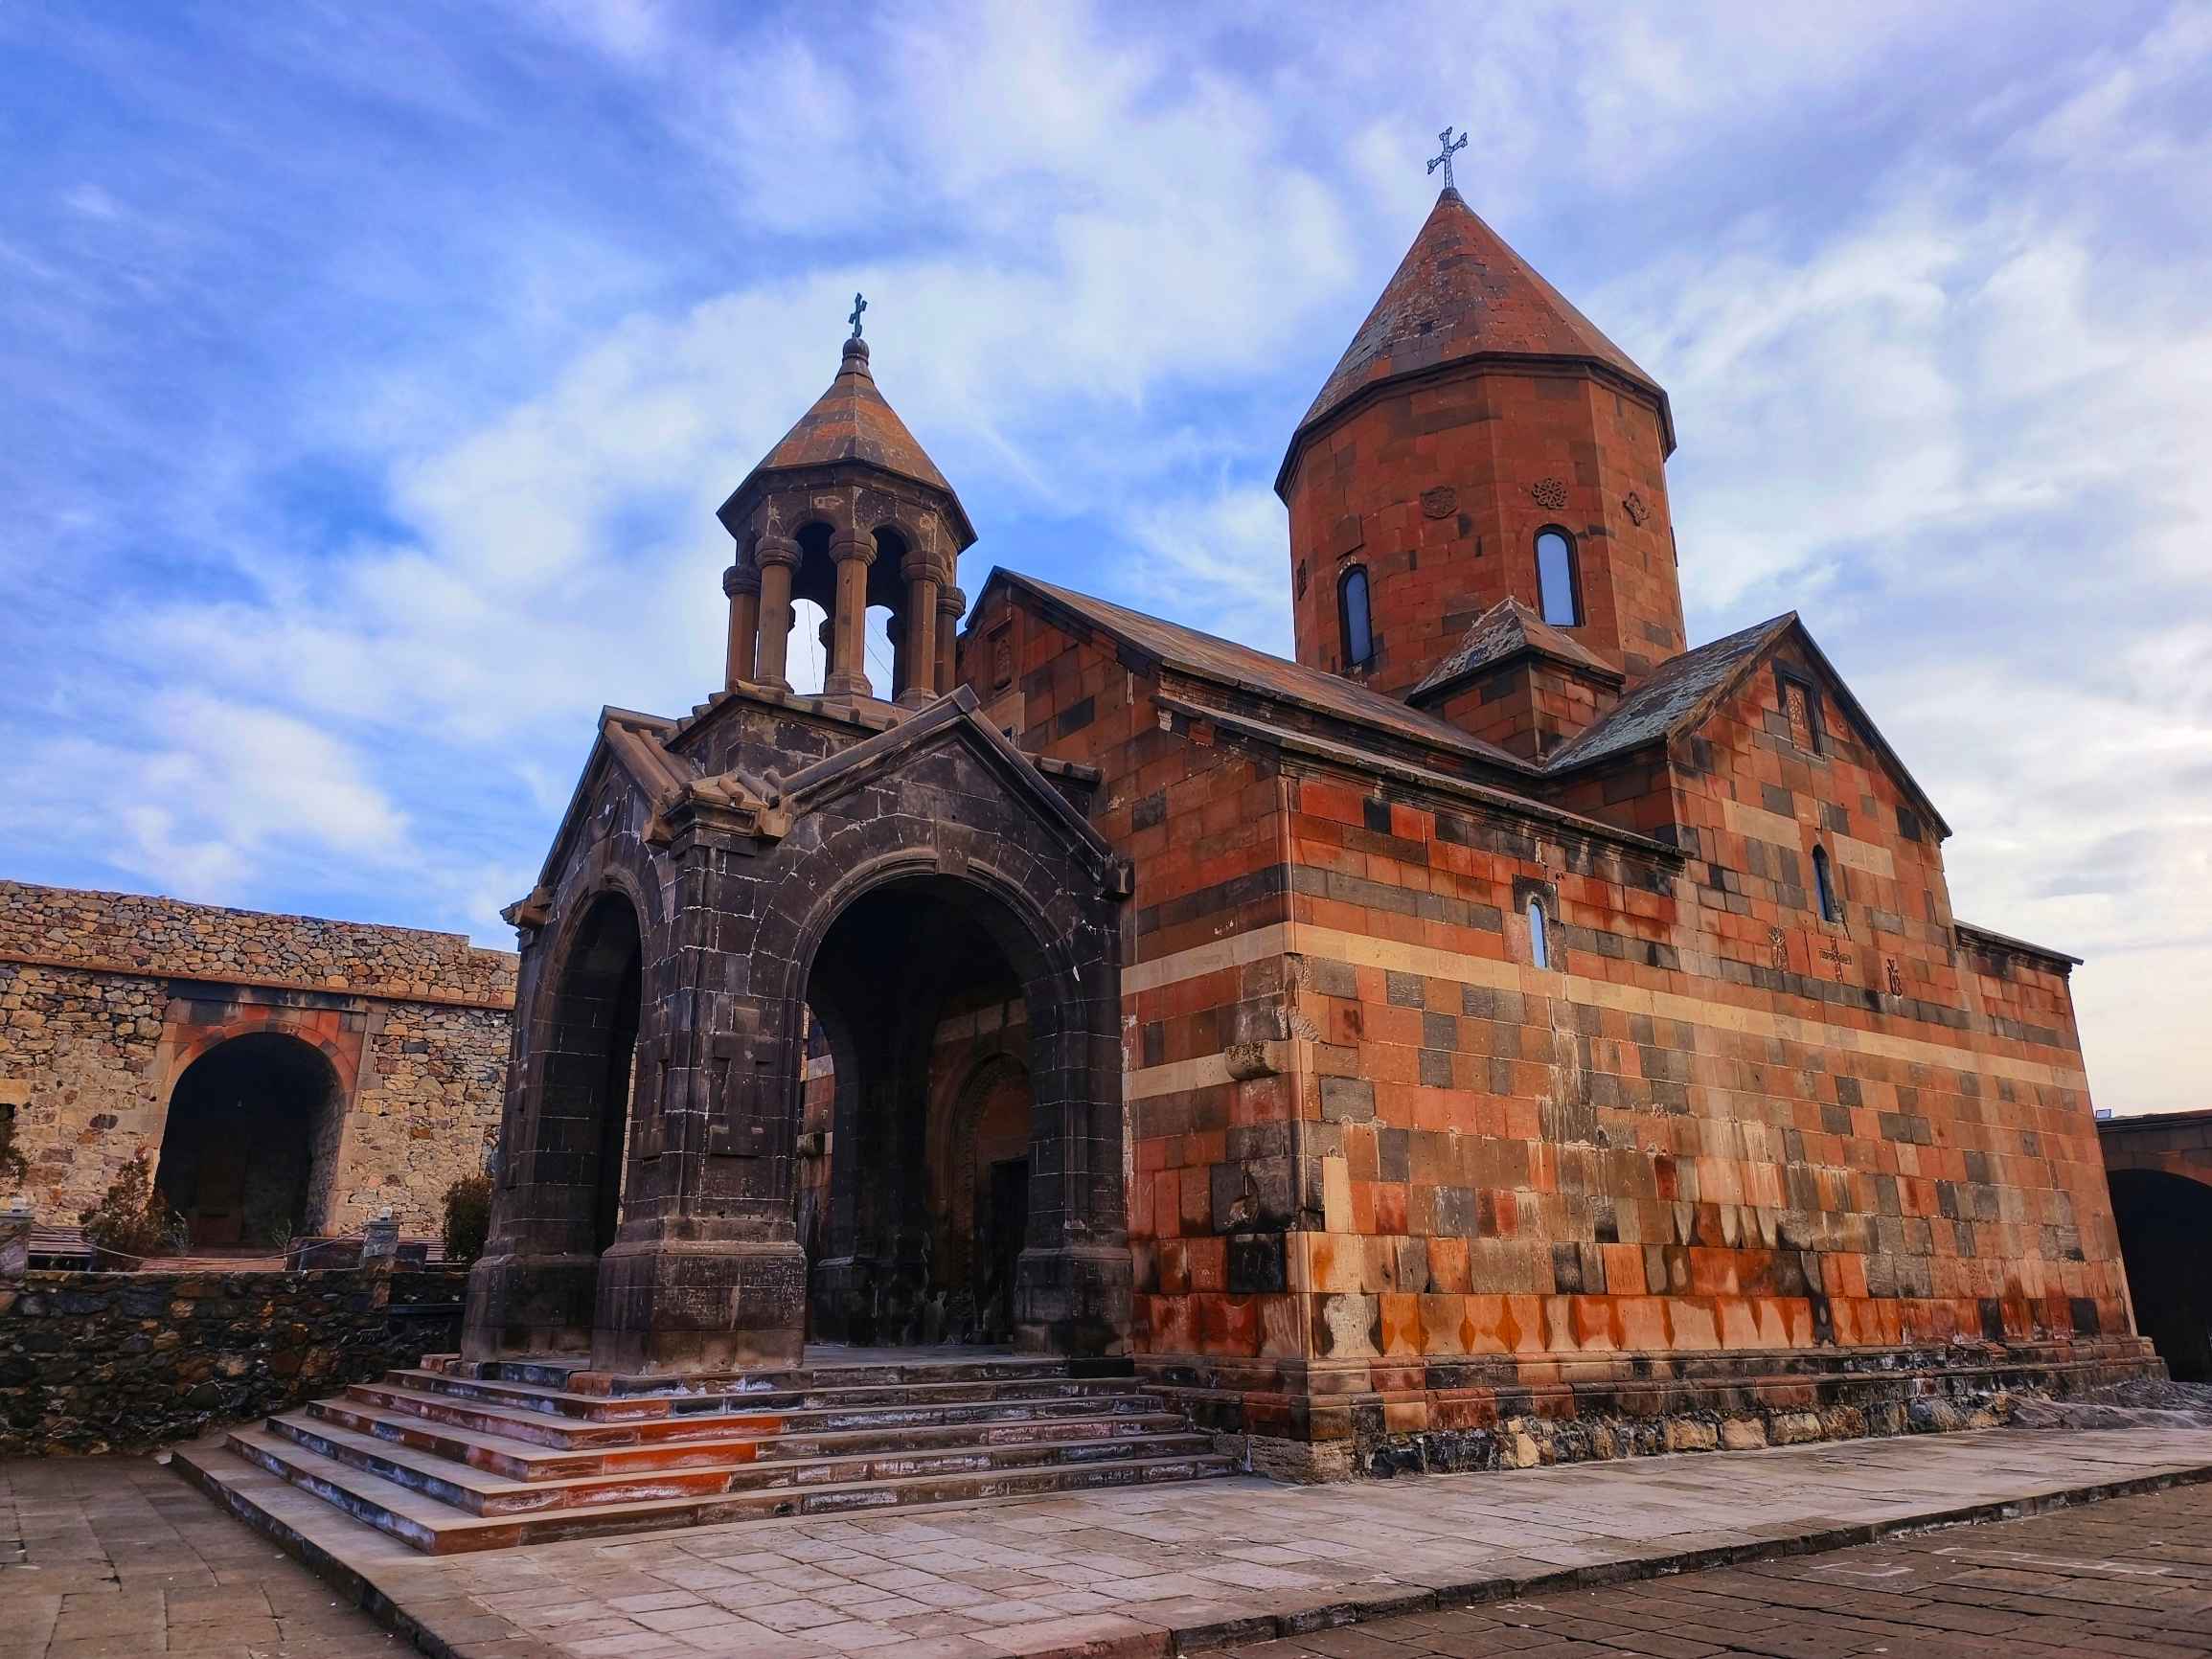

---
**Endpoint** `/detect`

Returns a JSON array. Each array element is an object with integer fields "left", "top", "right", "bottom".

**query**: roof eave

[
  {"left": 714, "top": 458, "right": 979, "bottom": 551},
  {"left": 977, "top": 567, "right": 1544, "bottom": 780}
]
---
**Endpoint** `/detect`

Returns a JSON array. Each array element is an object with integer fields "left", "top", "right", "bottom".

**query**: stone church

[{"left": 469, "top": 185, "right": 2151, "bottom": 1475}]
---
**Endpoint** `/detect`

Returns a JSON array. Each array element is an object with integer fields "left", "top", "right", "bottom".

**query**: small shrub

[
  {"left": 442, "top": 1172, "right": 492, "bottom": 1264},
  {"left": 80, "top": 1148, "right": 181, "bottom": 1265},
  {"left": 0, "top": 1109, "right": 26, "bottom": 1190}
]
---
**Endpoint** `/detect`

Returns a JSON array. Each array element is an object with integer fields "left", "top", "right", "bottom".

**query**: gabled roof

[
  {"left": 720, "top": 338, "right": 975, "bottom": 546},
  {"left": 1409, "top": 597, "right": 1624, "bottom": 706},
  {"left": 1546, "top": 612, "right": 1952, "bottom": 837},
  {"left": 509, "top": 688, "right": 1121, "bottom": 928},
  {"left": 775, "top": 686, "right": 1116, "bottom": 874},
  {"left": 1279, "top": 188, "right": 1673, "bottom": 494},
  {"left": 1547, "top": 617, "right": 1785, "bottom": 771},
  {"left": 509, "top": 706, "right": 698, "bottom": 925},
  {"left": 980, "top": 569, "right": 1536, "bottom": 775}
]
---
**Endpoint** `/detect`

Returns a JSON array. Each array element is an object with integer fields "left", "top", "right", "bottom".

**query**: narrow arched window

[
  {"left": 1536, "top": 529, "right": 1580, "bottom": 626},
  {"left": 1528, "top": 898, "right": 1549, "bottom": 969},
  {"left": 1812, "top": 845, "right": 1839, "bottom": 922},
  {"left": 1340, "top": 566, "right": 1374, "bottom": 668}
]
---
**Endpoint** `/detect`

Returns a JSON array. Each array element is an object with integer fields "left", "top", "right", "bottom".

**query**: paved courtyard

[
  {"left": 1190, "top": 1482, "right": 2212, "bottom": 1658},
  {"left": 0, "top": 1455, "right": 400, "bottom": 1659},
  {"left": 5, "top": 1426, "right": 2212, "bottom": 1657}
]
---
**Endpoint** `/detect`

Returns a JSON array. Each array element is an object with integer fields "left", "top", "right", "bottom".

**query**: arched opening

[
  {"left": 539, "top": 892, "right": 642, "bottom": 1261},
  {"left": 1528, "top": 898, "right": 1549, "bottom": 970},
  {"left": 802, "top": 875, "right": 1038, "bottom": 1348},
  {"left": 1536, "top": 527, "right": 1581, "bottom": 626},
  {"left": 867, "top": 526, "right": 910, "bottom": 699},
  {"left": 2109, "top": 1169, "right": 2212, "bottom": 1382},
  {"left": 1812, "top": 844, "right": 1840, "bottom": 923},
  {"left": 944, "top": 1052, "right": 1032, "bottom": 1342},
  {"left": 1339, "top": 565, "right": 1374, "bottom": 670},
  {"left": 787, "top": 521, "right": 837, "bottom": 695},
  {"left": 155, "top": 1033, "right": 340, "bottom": 1251}
]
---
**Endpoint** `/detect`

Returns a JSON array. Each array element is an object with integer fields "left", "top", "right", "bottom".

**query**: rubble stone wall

[
  {"left": 0, "top": 882, "right": 514, "bottom": 1234},
  {"left": 0, "top": 1263, "right": 467, "bottom": 1455}
]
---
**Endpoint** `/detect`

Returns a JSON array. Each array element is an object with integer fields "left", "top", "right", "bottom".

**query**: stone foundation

[
  {"left": 0, "top": 1263, "right": 468, "bottom": 1455},
  {"left": 1164, "top": 1334, "right": 2162, "bottom": 1482}
]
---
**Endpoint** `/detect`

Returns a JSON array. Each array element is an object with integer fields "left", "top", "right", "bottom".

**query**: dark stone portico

[{"left": 465, "top": 685, "right": 1132, "bottom": 1374}]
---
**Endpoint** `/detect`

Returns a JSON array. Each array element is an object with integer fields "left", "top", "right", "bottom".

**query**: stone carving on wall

[
  {"left": 1530, "top": 478, "right": 1568, "bottom": 511},
  {"left": 1622, "top": 490, "right": 1651, "bottom": 525},
  {"left": 1420, "top": 487, "right": 1457, "bottom": 519}
]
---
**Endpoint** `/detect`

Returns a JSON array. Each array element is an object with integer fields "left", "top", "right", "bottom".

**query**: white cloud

[
  {"left": 0, "top": 695, "right": 410, "bottom": 902},
  {"left": 8, "top": 0, "right": 2211, "bottom": 1114},
  {"left": 1125, "top": 485, "right": 1292, "bottom": 656}
]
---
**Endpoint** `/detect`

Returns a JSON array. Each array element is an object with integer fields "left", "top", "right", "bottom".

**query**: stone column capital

[
  {"left": 938, "top": 585, "right": 968, "bottom": 618},
  {"left": 722, "top": 562, "right": 762, "bottom": 598},
  {"left": 755, "top": 535, "right": 801, "bottom": 570},
  {"left": 830, "top": 527, "right": 874, "bottom": 564}
]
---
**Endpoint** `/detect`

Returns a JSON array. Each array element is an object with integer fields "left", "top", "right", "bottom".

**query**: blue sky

[{"left": 4, "top": 2, "right": 2209, "bottom": 1112}]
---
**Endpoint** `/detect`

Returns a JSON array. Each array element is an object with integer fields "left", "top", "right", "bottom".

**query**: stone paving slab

[
  {"left": 1183, "top": 1483, "right": 2212, "bottom": 1658},
  {"left": 0, "top": 1454, "right": 403, "bottom": 1659},
  {"left": 152, "top": 1425, "right": 2212, "bottom": 1659}
]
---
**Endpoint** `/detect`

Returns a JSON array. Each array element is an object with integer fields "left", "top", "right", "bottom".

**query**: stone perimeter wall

[
  {"left": 0, "top": 881, "right": 516, "bottom": 1002},
  {"left": 0, "top": 1263, "right": 468, "bottom": 1455},
  {"left": 0, "top": 881, "right": 515, "bottom": 1233}
]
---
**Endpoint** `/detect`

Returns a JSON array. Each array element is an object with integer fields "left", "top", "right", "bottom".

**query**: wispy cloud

[{"left": 1, "top": 0, "right": 2207, "bottom": 1111}]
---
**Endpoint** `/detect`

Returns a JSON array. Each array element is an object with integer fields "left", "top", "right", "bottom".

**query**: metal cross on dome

[
  {"left": 1426, "top": 125, "right": 1469, "bottom": 191},
  {"left": 848, "top": 293, "right": 867, "bottom": 340}
]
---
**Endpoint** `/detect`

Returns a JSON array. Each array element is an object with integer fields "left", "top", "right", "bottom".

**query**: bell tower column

[
  {"left": 823, "top": 527, "right": 875, "bottom": 699},
  {"left": 937, "top": 584, "right": 966, "bottom": 697},
  {"left": 722, "top": 560, "right": 760, "bottom": 689},
  {"left": 753, "top": 534, "right": 800, "bottom": 693},
  {"left": 899, "top": 546, "right": 942, "bottom": 708}
]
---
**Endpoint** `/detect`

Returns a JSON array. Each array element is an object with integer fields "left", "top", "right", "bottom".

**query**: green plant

[
  {"left": 80, "top": 1148, "right": 180, "bottom": 1265},
  {"left": 442, "top": 1172, "right": 492, "bottom": 1265}
]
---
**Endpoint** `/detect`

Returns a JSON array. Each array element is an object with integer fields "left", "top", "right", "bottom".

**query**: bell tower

[
  {"left": 1278, "top": 187, "right": 1684, "bottom": 701},
  {"left": 717, "top": 309, "right": 974, "bottom": 709}
]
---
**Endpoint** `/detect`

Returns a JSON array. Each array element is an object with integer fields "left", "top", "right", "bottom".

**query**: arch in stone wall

[{"left": 153, "top": 1031, "right": 342, "bottom": 1250}]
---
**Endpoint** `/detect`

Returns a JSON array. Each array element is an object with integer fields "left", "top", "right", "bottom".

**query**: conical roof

[
  {"left": 723, "top": 337, "right": 974, "bottom": 545},
  {"left": 1279, "top": 189, "right": 1672, "bottom": 491}
]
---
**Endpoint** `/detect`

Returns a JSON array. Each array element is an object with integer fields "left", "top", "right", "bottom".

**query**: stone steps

[
  {"left": 339, "top": 1375, "right": 1162, "bottom": 1450},
  {"left": 390, "top": 1364, "right": 1155, "bottom": 1420},
  {"left": 174, "top": 1351, "right": 1234, "bottom": 1555},
  {"left": 306, "top": 1392, "right": 1196, "bottom": 1481}
]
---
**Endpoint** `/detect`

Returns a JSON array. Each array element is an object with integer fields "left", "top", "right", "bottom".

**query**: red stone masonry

[
  {"left": 1280, "top": 191, "right": 1686, "bottom": 700},
  {"left": 955, "top": 563, "right": 2139, "bottom": 1472}
]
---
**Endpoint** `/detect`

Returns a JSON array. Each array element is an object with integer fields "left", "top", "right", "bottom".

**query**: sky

[{"left": 3, "top": 2, "right": 2209, "bottom": 1114}]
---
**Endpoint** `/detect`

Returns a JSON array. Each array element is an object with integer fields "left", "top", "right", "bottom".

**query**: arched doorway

[
  {"left": 2109, "top": 1169, "right": 2212, "bottom": 1382},
  {"left": 542, "top": 893, "right": 642, "bottom": 1261},
  {"left": 944, "top": 1053, "right": 1032, "bottom": 1342},
  {"left": 467, "top": 890, "right": 642, "bottom": 1358},
  {"left": 803, "top": 875, "right": 1038, "bottom": 1347},
  {"left": 155, "top": 1033, "right": 340, "bottom": 1250}
]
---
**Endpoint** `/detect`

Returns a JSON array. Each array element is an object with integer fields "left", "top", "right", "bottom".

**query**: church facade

[{"left": 468, "top": 188, "right": 2152, "bottom": 1475}]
